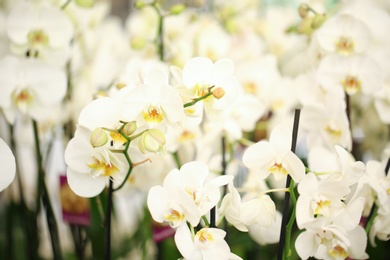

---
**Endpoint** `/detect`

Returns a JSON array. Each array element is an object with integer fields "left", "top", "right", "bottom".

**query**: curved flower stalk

[
  {"left": 0, "top": 138, "right": 16, "bottom": 192},
  {"left": 181, "top": 56, "right": 240, "bottom": 111},
  {"left": 64, "top": 96, "right": 150, "bottom": 197},
  {"left": 65, "top": 125, "right": 128, "bottom": 198}
]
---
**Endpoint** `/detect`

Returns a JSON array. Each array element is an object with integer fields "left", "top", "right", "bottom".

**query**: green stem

[
  {"left": 172, "top": 151, "right": 181, "bottom": 168},
  {"left": 202, "top": 216, "right": 210, "bottom": 227},
  {"left": 277, "top": 109, "right": 301, "bottom": 260},
  {"left": 150, "top": 2, "right": 164, "bottom": 61},
  {"left": 104, "top": 179, "right": 113, "bottom": 260},
  {"left": 8, "top": 123, "right": 39, "bottom": 258},
  {"left": 70, "top": 224, "right": 86, "bottom": 260},
  {"left": 365, "top": 206, "right": 378, "bottom": 234},
  {"left": 129, "top": 129, "right": 148, "bottom": 141},
  {"left": 112, "top": 128, "right": 134, "bottom": 191},
  {"left": 190, "top": 224, "right": 195, "bottom": 238},
  {"left": 32, "top": 120, "right": 62, "bottom": 260},
  {"left": 61, "top": 0, "right": 72, "bottom": 9},
  {"left": 183, "top": 92, "right": 213, "bottom": 108},
  {"left": 365, "top": 157, "right": 390, "bottom": 234},
  {"left": 284, "top": 179, "right": 297, "bottom": 259},
  {"left": 238, "top": 137, "right": 254, "bottom": 147}
]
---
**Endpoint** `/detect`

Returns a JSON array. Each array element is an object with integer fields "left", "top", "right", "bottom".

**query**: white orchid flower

[
  {"left": 121, "top": 68, "right": 184, "bottom": 131},
  {"left": 296, "top": 172, "right": 351, "bottom": 228},
  {"left": 182, "top": 56, "right": 240, "bottom": 111},
  {"left": 0, "top": 55, "right": 66, "bottom": 123},
  {"left": 316, "top": 54, "right": 384, "bottom": 96},
  {"left": 0, "top": 138, "right": 16, "bottom": 192},
  {"left": 243, "top": 124, "right": 305, "bottom": 182},
  {"left": 315, "top": 14, "right": 371, "bottom": 56},
  {"left": 174, "top": 224, "right": 242, "bottom": 260},
  {"left": 65, "top": 125, "right": 128, "bottom": 198},
  {"left": 295, "top": 198, "right": 367, "bottom": 260},
  {"left": 219, "top": 182, "right": 276, "bottom": 232},
  {"left": 147, "top": 161, "right": 233, "bottom": 227},
  {"left": 6, "top": 2, "right": 73, "bottom": 65}
]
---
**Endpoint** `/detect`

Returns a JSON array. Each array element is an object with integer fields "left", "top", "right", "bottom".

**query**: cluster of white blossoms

[
  {"left": 1, "top": 0, "right": 390, "bottom": 259},
  {"left": 0, "top": 1, "right": 73, "bottom": 193},
  {"left": 0, "top": 1, "right": 72, "bottom": 124}
]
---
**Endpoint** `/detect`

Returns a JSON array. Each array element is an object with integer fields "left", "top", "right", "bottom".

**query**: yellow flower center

[
  {"left": 88, "top": 158, "right": 119, "bottom": 177},
  {"left": 329, "top": 245, "right": 349, "bottom": 259},
  {"left": 325, "top": 125, "right": 342, "bottom": 143},
  {"left": 28, "top": 29, "right": 49, "bottom": 47},
  {"left": 243, "top": 81, "right": 257, "bottom": 94},
  {"left": 335, "top": 37, "right": 354, "bottom": 55},
  {"left": 178, "top": 130, "right": 196, "bottom": 142},
  {"left": 341, "top": 75, "right": 361, "bottom": 95},
  {"left": 165, "top": 209, "right": 185, "bottom": 223},
  {"left": 268, "top": 162, "right": 288, "bottom": 178},
  {"left": 143, "top": 105, "right": 163, "bottom": 123},
  {"left": 271, "top": 100, "right": 285, "bottom": 112},
  {"left": 110, "top": 131, "right": 127, "bottom": 146},
  {"left": 195, "top": 83, "right": 213, "bottom": 101},
  {"left": 185, "top": 187, "right": 198, "bottom": 202},
  {"left": 196, "top": 229, "right": 214, "bottom": 243},
  {"left": 13, "top": 88, "right": 33, "bottom": 113},
  {"left": 314, "top": 200, "right": 331, "bottom": 216}
]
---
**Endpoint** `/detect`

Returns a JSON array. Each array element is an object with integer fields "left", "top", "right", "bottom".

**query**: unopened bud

[
  {"left": 311, "top": 14, "right": 327, "bottom": 29},
  {"left": 134, "top": 0, "right": 145, "bottom": 9},
  {"left": 75, "top": 0, "right": 94, "bottom": 8},
  {"left": 212, "top": 87, "right": 225, "bottom": 99},
  {"left": 298, "top": 3, "right": 310, "bottom": 18},
  {"left": 170, "top": 4, "right": 185, "bottom": 15},
  {"left": 130, "top": 36, "right": 147, "bottom": 50},
  {"left": 297, "top": 16, "right": 314, "bottom": 35},
  {"left": 138, "top": 129, "right": 166, "bottom": 154},
  {"left": 90, "top": 127, "right": 108, "bottom": 147},
  {"left": 122, "top": 121, "right": 137, "bottom": 136}
]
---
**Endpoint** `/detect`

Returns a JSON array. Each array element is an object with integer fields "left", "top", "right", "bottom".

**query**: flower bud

[
  {"left": 75, "top": 0, "right": 94, "bottom": 8},
  {"left": 297, "top": 16, "right": 314, "bottom": 35},
  {"left": 311, "top": 14, "right": 327, "bottom": 29},
  {"left": 212, "top": 87, "right": 225, "bottom": 99},
  {"left": 130, "top": 36, "right": 147, "bottom": 50},
  {"left": 138, "top": 129, "right": 166, "bottom": 154},
  {"left": 298, "top": 3, "right": 310, "bottom": 18},
  {"left": 122, "top": 121, "right": 137, "bottom": 136},
  {"left": 170, "top": 4, "right": 185, "bottom": 15},
  {"left": 90, "top": 127, "right": 108, "bottom": 147},
  {"left": 134, "top": 0, "right": 145, "bottom": 9}
]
